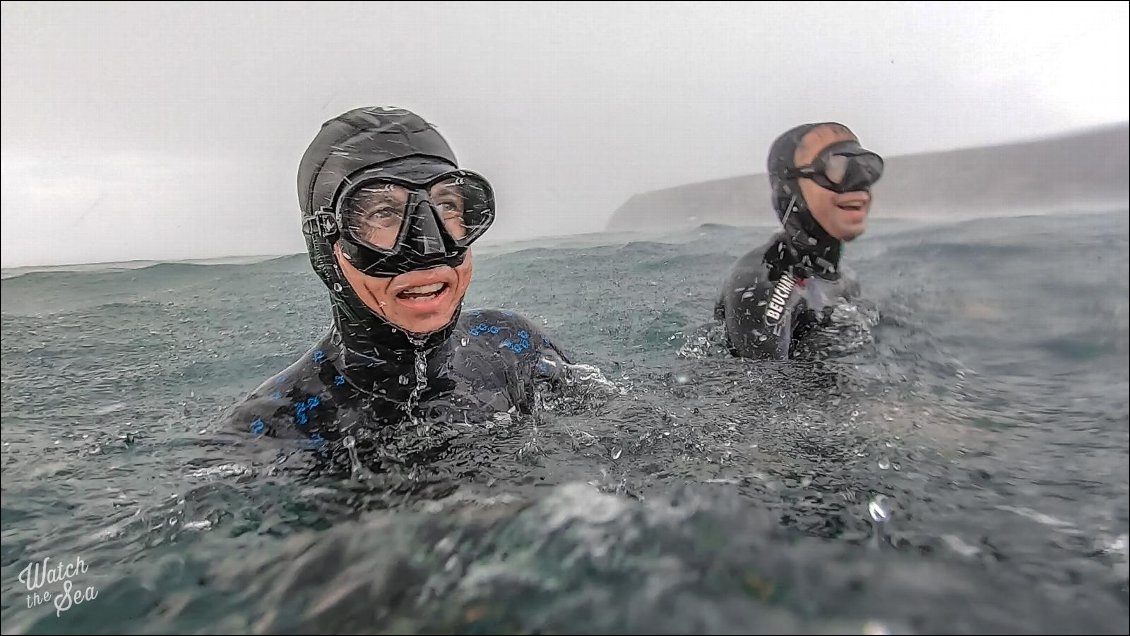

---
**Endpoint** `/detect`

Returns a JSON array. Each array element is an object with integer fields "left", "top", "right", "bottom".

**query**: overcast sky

[{"left": 2, "top": 1, "right": 1127, "bottom": 267}]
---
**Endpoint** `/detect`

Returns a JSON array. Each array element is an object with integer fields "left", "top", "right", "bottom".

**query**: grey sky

[{"left": 2, "top": 1, "right": 1127, "bottom": 267}]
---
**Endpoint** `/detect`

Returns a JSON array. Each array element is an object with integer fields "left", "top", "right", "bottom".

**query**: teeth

[{"left": 406, "top": 282, "right": 444, "bottom": 294}]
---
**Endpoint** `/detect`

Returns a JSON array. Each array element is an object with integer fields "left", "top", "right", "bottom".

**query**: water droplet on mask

[
  {"left": 868, "top": 495, "right": 891, "bottom": 524},
  {"left": 878, "top": 456, "right": 891, "bottom": 470}
]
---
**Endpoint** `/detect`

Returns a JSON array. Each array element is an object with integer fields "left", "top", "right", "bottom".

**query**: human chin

[{"left": 835, "top": 213, "right": 868, "bottom": 241}]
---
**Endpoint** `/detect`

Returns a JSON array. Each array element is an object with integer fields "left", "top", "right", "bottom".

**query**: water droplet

[
  {"left": 885, "top": 441, "right": 894, "bottom": 448},
  {"left": 460, "top": 337, "right": 468, "bottom": 346},
  {"left": 611, "top": 447, "right": 623, "bottom": 460},
  {"left": 333, "top": 283, "right": 342, "bottom": 292},
  {"left": 868, "top": 495, "right": 891, "bottom": 523},
  {"left": 851, "top": 410, "right": 860, "bottom": 418},
  {"left": 878, "top": 457, "right": 891, "bottom": 470}
]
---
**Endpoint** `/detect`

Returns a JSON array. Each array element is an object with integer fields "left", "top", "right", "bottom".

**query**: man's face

[
  {"left": 795, "top": 126, "right": 873, "bottom": 242},
  {"left": 336, "top": 244, "right": 474, "bottom": 336},
  {"left": 332, "top": 178, "right": 474, "bottom": 335}
]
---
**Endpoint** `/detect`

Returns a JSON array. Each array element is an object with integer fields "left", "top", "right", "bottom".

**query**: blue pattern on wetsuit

[
  {"left": 469, "top": 320, "right": 533, "bottom": 354},
  {"left": 294, "top": 394, "right": 322, "bottom": 427},
  {"left": 501, "top": 329, "right": 531, "bottom": 353},
  {"left": 469, "top": 322, "right": 501, "bottom": 337}
]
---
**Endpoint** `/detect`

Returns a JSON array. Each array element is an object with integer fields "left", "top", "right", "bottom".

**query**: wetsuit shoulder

[
  {"left": 716, "top": 240, "right": 802, "bottom": 360},
  {"left": 220, "top": 333, "right": 342, "bottom": 440},
  {"left": 458, "top": 308, "right": 573, "bottom": 364}
]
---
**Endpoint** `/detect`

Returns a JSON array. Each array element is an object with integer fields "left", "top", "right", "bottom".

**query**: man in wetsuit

[
  {"left": 223, "top": 106, "right": 573, "bottom": 447},
  {"left": 715, "top": 122, "right": 884, "bottom": 360}
]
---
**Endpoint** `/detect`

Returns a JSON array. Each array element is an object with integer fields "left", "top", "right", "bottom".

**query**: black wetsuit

[
  {"left": 715, "top": 122, "right": 874, "bottom": 360},
  {"left": 221, "top": 107, "right": 574, "bottom": 449},
  {"left": 223, "top": 308, "right": 571, "bottom": 445},
  {"left": 715, "top": 232, "right": 859, "bottom": 360}
]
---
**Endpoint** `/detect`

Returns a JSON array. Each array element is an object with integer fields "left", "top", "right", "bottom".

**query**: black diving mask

[
  {"left": 303, "top": 157, "right": 496, "bottom": 277},
  {"left": 785, "top": 141, "right": 884, "bottom": 193}
]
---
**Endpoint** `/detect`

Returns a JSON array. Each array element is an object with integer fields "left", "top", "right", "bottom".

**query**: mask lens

[
  {"left": 342, "top": 182, "right": 409, "bottom": 250},
  {"left": 855, "top": 152, "right": 884, "bottom": 182},
  {"left": 430, "top": 173, "right": 494, "bottom": 246},
  {"left": 822, "top": 154, "right": 850, "bottom": 184}
]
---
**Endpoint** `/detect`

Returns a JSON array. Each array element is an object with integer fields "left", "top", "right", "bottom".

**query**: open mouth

[
  {"left": 836, "top": 200, "right": 867, "bottom": 213},
  {"left": 396, "top": 282, "right": 449, "bottom": 300}
]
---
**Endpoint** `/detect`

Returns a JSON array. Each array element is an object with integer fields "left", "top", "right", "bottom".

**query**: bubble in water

[
  {"left": 169, "top": 517, "right": 178, "bottom": 526},
  {"left": 341, "top": 435, "right": 367, "bottom": 481},
  {"left": 878, "top": 457, "right": 891, "bottom": 470},
  {"left": 868, "top": 495, "right": 892, "bottom": 524},
  {"left": 851, "top": 410, "right": 860, "bottom": 418},
  {"left": 885, "top": 441, "right": 894, "bottom": 448},
  {"left": 611, "top": 447, "right": 623, "bottom": 460}
]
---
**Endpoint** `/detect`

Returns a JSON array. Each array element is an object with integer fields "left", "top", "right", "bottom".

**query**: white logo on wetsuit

[{"left": 764, "top": 275, "right": 796, "bottom": 327}]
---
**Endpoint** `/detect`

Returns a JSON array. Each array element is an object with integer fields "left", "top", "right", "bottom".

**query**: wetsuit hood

[
  {"left": 766, "top": 123, "right": 845, "bottom": 279},
  {"left": 297, "top": 106, "right": 464, "bottom": 375}
]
